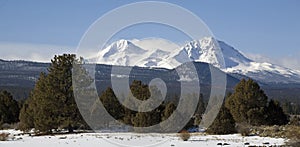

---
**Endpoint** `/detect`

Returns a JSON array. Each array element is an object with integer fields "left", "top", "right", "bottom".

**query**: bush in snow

[
  {"left": 0, "top": 133, "right": 10, "bottom": 141},
  {"left": 179, "top": 130, "right": 190, "bottom": 141}
]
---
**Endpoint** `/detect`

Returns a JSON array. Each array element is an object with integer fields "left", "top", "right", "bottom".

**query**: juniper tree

[
  {"left": 206, "top": 105, "right": 236, "bottom": 134},
  {"left": 225, "top": 79, "right": 288, "bottom": 126},
  {"left": 225, "top": 79, "right": 268, "bottom": 125},
  {"left": 265, "top": 99, "right": 288, "bottom": 125},
  {"left": 0, "top": 90, "right": 19, "bottom": 125}
]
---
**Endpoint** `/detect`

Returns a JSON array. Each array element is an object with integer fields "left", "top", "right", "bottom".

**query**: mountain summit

[
  {"left": 97, "top": 39, "right": 147, "bottom": 66},
  {"left": 96, "top": 37, "right": 300, "bottom": 84}
]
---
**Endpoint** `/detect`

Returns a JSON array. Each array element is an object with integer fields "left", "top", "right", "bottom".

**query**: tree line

[{"left": 0, "top": 54, "right": 297, "bottom": 135}]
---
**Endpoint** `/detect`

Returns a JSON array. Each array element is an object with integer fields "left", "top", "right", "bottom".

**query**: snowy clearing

[{"left": 0, "top": 129, "right": 287, "bottom": 147}]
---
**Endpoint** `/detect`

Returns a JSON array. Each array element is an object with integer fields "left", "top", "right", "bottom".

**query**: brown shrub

[
  {"left": 236, "top": 123, "right": 251, "bottom": 136},
  {"left": 0, "top": 133, "right": 10, "bottom": 141},
  {"left": 178, "top": 130, "right": 190, "bottom": 141}
]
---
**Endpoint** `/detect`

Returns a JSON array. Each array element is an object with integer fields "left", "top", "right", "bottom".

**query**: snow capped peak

[
  {"left": 96, "top": 40, "right": 147, "bottom": 66},
  {"left": 115, "top": 39, "right": 130, "bottom": 50},
  {"left": 95, "top": 37, "right": 300, "bottom": 83},
  {"left": 112, "top": 39, "right": 138, "bottom": 51},
  {"left": 104, "top": 39, "right": 145, "bottom": 54},
  {"left": 175, "top": 37, "right": 255, "bottom": 70},
  {"left": 180, "top": 37, "right": 225, "bottom": 69}
]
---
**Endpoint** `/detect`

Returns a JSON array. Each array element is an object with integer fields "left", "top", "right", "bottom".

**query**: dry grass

[
  {"left": 178, "top": 130, "right": 191, "bottom": 141},
  {"left": 254, "top": 125, "right": 300, "bottom": 146},
  {"left": 0, "top": 133, "right": 10, "bottom": 141},
  {"left": 236, "top": 123, "right": 252, "bottom": 136}
]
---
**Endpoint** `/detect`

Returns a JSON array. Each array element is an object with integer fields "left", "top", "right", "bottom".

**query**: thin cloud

[
  {"left": 245, "top": 53, "right": 300, "bottom": 71},
  {"left": 0, "top": 42, "right": 76, "bottom": 62}
]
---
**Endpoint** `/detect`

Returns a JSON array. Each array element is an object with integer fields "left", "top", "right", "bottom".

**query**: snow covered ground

[{"left": 0, "top": 129, "right": 287, "bottom": 147}]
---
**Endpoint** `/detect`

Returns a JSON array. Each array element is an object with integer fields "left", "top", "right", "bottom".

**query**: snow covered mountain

[{"left": 96, "top": 37, "right": 300, "bottom": 84}]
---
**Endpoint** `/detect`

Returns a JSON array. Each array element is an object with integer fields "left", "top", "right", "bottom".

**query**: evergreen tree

[
  {"left": 99, "top": 87, "right": 124, "bottom": 123},
  {"left": 47, "top": 54, "right": 84, "bottom": 132},
  {"left": 225, "top": 79, "right": 268, "bottom": 125},
  {"left": 130, "top": 80, "right": 150, "bottom": 100},
  {"left": 31, "top": 72, "right": 59, "bottom": 133},
  {"left": 225, "top": 79, "right": 288, "bottom": 126},
  {"left": 0, "top": 90, "right": 19, "bottom": 124},
  {"left": 132, "top": 110, "right": 161, "bottom": 128},
  {"left": 206, "top": 105, "right": 236, "bottom": 135},
  {"left": 246, "top": 107, "right": 266, "bottom": 126},
  {"left": 265, "top": 100, "right": 288, "bottom": 125},
  {"left": 122, "top": 80, "right": 152, "bottom": 126},
  {"left": 19, "top": 94, "right": 34, "bottom": 131},
  {"left": 162, "top": 102, "right": 176, "bottom": 121},
  {"left": 19, "top": 54, "right": 88, "bottom": 133},
  {"left": 132, "top": 85, "right": 163, "bottom": 132},
  {"left": 122, "top": 95, "right": 138, "bottom": 125}
]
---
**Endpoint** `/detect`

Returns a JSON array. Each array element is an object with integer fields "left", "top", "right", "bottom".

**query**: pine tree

[
  {"left": 130, "top": 80, "right": 150, "bottom": 100},
  {"left": 246, "top": 107, "right": 266, "bottom": 126},
  {"left": 131, "top": 85, "right": 163, "bottom": 132},
  {"left": 122, "top": 80, "right": 152, "bottom": 126},
  {"left": 19, "top": 94, "right": 35, "bottom": 131},
  {"left": 47, "top": 54, "right": 84, "bottom": 132},
  {"left": 162, "top": 102, "right": 176, "bottom": 121},
  {"left": 0, "top": 90, "right": 19, "bottom": 124},
  {"left": 225, "top": 79, "right": 268, "bottom": 125},
  {"left": 32, "top": 72, "right": 59, "bottom": 133},
  {"left": 97, "top": 87, "right": 124, "bottom": 127},
  {"left": 19, "top": 54, "right": 89, "bottom": 133},
  {"left": 206, "top": 105, "right": 236, "bottom": 135},
  {"left": 122, "top": 95, "right": 138, "bottom": 125},
  {"left": 265, "top": 99, "right": 288, "bottom": 125}
]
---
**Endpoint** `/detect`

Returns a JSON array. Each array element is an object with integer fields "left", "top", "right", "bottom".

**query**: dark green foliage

[
  {"left": 225, "top": 79, "right": 268, "bottom": 125},
  {"left": 32, "top": 72, "right": 59, "bottom": 133},
  {"left": 131, "top": 85, "right": 163, "bottom": 132},
  {"left": 225, "top": 79, "right": 289, "bottom": 126},
  {"left": 121, "top": 80, "right": 152, "bottom": 126},
  {"left": 122, "top": 93, "right": 138, "bottom": 126},
  {"left": 132, "top": 109, "right": 161, "bottom": 128},
  {"left": 246, "top": 107, "right": 266, "bottom": 126},
  {"left": 18, "top": 95, "right": 34, "bottom": 131},
  {"left": 130, "top": 80, "right": 150, "bottom": 101},
  {"left": 0, "top": 90, "right": 20, "bottom": 125},
  {"left": 265, "top": 100, "right": 288, "bottom": 125},
  {"left": 162, "top": 102, "right": 176, "bottom": 121},
  {"left": 19, "top": 54, "right": 88, "bottom": 133},
  {"left": 93, "top": 80, "right": 208, "bottom": 133},
  {"left": 206, "top": 105, "right": 236, "bottom": 135},
  {"left": 99, "top": 87, "right": 124, "bottom": 121}
]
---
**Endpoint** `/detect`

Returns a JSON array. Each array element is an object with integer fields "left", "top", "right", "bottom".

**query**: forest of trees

[{"left": 0, "top": 54, "right": 298, "bottom": 135}]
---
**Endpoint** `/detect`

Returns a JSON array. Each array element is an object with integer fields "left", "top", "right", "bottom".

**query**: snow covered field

[{"left": 0, "top": 129, "right": 287, "bottom": 147}]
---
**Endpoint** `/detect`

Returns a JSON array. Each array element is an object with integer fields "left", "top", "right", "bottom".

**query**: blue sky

[{"left": 0, "top": 0, "right": 299, "bottom": 69}]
